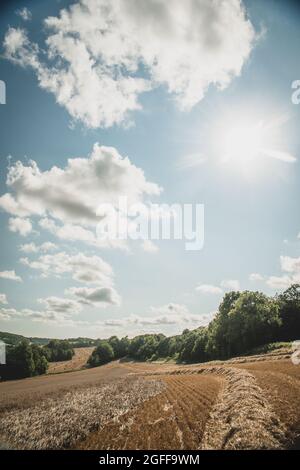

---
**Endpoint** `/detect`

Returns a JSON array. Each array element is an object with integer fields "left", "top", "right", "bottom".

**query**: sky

[{"left": 0, "top": 0, "right": 300, "bottom": 339}]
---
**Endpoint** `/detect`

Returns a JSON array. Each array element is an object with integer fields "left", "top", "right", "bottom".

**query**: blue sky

[{"left": 0, "top": 0, "right": 300, "bottom": 339}]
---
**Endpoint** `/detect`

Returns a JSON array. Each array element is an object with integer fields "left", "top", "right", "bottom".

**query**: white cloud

[
  {"left": 264, "top": 256, "right": 300, "bottom": 291},
  {"left": 16, "top": 7, "right": 32, "bottom": 22},
  {"left": 103, "top": 318, "right": 126, "bottom": 327},
  {"left": 19, "top": 242, "right": 39, "bottom": 253},
  {"left": 40, "top": 242, "right": 58, "bottom": 252},
  {"left": 141, "top": 240, "right": 159, "bottom": 253},
  {"left": 280, "top": 255, "right": 300, "bottom": 274},
  {"left": 19, "top": 241, "right": 57, "bottom": 253},
  {"left": 0, "top": 294, "right": 8, "bottom": 305},
  {"left": 0, "top": 144, "right": 161, "bottom": 249},
  {"left": 8, "top": 217, "right": 32, "bottom": 236},
  {"left": 66, "top": 285, "right": 120, "bottom": 307},
  {"left": 150, "top": 303, "right": 191, "bottom": 317},
  {"left": 3, "top": 27, "right": 39, "bottom": 69},
  {"left": 103, "top": 305, "right": 212, "bottom": 329},
  {"left": 0, "top": 144, "right": 160, "bottom": 223},
  {"left": 37, "top": 296, "right": 82, "bottom": 315},
  {"left": 266, "top": 275, "right": 292, "bottom": 290},
  {"left": 4, "top": 0, "right": 256, "bottom": 128},
  {"left": 0, "top": 304, "right": 87, "bottom": 325},
  {"left": 20, "top": 251, "right": 115, "bottom": 287},
  {"left": 221, "top": 279, "right": 240, "bottom": 291},
  {"left": 38, "top": 217, "right": 127, "bottom": 250},
  {"left": 196, "top": 279, "right": 240, "bottom": 294},
  {"left": 0, "top": 294, "right": 87, "bottom": 324},
  {"left": 196, "top": 284, "right": 223, "bottom": 295},
  {"left": 129, "top": 314, "right": 183, "bottom": 326},
  {"left": 0, "top": 270, "right": 22, "bottom": 282},
  {"left": 0, "top": 307, "right": 21, "bottom": 320},
  {"left": 249, "top": 273, "right": 265, "bottom": 282}
]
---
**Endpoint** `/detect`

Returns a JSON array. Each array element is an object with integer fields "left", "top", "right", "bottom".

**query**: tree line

[
  {"left": 1, "top": 284, "right": 299, "bottom": 378},
  {"left": 89, "top": 284, "right": 300, "bottom": 366},
  {"left": 0, "top": 338, "right": 75, "bottom": 380}
]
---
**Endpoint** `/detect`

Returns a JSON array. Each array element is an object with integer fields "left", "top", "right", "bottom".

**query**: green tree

[
  {"left": 32, "top": 344, "right": 48, "bottom": 375},
  {"left": 44, "top": 339, "right": 74, "bottom": 361},
  {"left": 191, "top": 328, "right": 209, "bottom": 363},
  {"left": 0, "top": 340, "right": 48, "bottom": 380},
  {"left": 7, "top": 340, "right": 35, "bottom": 378},
  {"left": 277, "top": 284, "right": 300, "bottom": 340},
  {"left": 88, "top": 341, "right": 114, "bottom": 367},
  {"left": 206, "top": 291, "right": 241, "bottom": 359},
  {"left": 128, "top": 334, "right": 164, "bottom": 361},
  {"left": 224, "top": 291, "right": 281, "bottom": 356},
  {"left": 108, "top": 336, "right": 130, "bottom": 359},
  {"left": 178, "top": 330, "right": 198, "bottom": 362}
]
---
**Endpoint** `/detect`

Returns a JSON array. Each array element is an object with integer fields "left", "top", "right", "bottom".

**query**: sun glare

[
  {"left": 223, "top": 122, "right": 263, "bottom": 164},
  {"left": 214, "top": 110, "right": 296, "bottom": 174}
]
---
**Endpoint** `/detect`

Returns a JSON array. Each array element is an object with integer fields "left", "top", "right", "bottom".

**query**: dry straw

[{"left": 0, "top": 377, "right": 164, "bottom": 449}]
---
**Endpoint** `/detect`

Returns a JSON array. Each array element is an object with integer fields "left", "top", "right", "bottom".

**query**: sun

[
  {"left": 223, "top": 122, "right": 264, "bottom": 164},
  {"left": 214, "top": 110, "right": 296, "bottom": 174}
]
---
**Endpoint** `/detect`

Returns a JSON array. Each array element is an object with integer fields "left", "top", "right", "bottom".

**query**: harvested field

[
  {"left": 77, "top": 374, "right": 222, "bottom": 450},
  {"left": 47, "top": 347, "right": 94, "bottom": 374},
  {"left": 200, "top": 349, "right": 292, "bottom": 366},
  {"left": 0, "top": 361, "right": 133, "bottom": 413},
  {"left": 197, "top": 367, "right": 287, "bottom": 449},
  {"left": 1, "top": 357, "right": 299, "bottom": 450},
  {"left": 138, "top": 365, "right": 288, "bottom": 449},
  {"left": 0, "top": 377, "right": 164, "bottom": 449},
  {"left": 239, "top": 360, "right": 300, "bottom": 448}
]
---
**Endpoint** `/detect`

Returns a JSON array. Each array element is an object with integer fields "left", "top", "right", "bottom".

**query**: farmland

[
  {"left": 0, "top": 353, "right": 299, "bottom": 450},
  {"left": 47, "top": 347, "right": 95, "bottom": 374}
]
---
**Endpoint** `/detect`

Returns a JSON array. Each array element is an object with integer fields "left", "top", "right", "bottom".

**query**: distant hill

[
  {"left": 0, "top": 331, "right": 98, "bottom": 347},
  {"left": 0, "top": 331, "right": 27, "bottom": 346}
]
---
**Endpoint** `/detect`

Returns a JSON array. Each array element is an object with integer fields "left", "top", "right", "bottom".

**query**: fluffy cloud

[
  {"left": 103, "top": 305, "right": 212, "bottom": 329},
  {"left": 37, "top": 296, "right": 82, "bottom": 315},
  {"left": 150, "top": 303, "right": 191, "bottom": 317},
  {"left": 38, "top": 217, "right": 126, "bottom": 250},
  {"left": 280, "top": 256, "right": 300, "bottom": 274},
  {"left": 266, "top": 275, "right": 292, "bottom": 290},
  {"left": 19, "top": 250, "right": 121, "bottom": 307},
  {"left": 148, "top": 303, "right": 213, "bottom": 325},
  {"left": 0, "top": 305, "right": 87, "bottom": 324},
  {"left": 221, "top": 279, "right": 240, "bottom": 291},
  {"left": 265, "top": 256, "right": 300, "bottom": 290},
  {"left": 16, "top": 7, "right": 32, "bottom": 22},
  {"left": 66, "top": 286, "right": 121, "bottom": 307},
  {"left": 196, "top": 284, "right": 223, "bottom": 295},
  {"left": 196, "top": 280, "right": 240, "bottom": 294},
  {"left": 19, "top": 241, "right": 57, "bottom": 253},
  {"left": 0, "top": 307, "right": 21, "bottom": 320},
  {"left": 0, "top": 144, "right": 160, "bottom": 223},
  {"left": 20, "top": 251, "right": 115, "bottom": 286},
  {"left": 258, "top": 255, "right": 300, "bottom": 291},
  {"left": 3, "top": 27, "right": 39, "bottom": 69},
  {"left": 0, "top": 270, "right": 22, "bottom": 282},
  {"left": 8, "top": 217, "right": 32, "bottom": 236},
  {"left": 0, "top": 294, "right": 8, "bottom": 305},
  {"left": 4, "top": 0, "right": 256, "bottom": 128},
  {"left": 0, "top": 294, "right": 85, "bottom": 324},
  {"left": 0, "top": 144, "right": 161, "bottom": 249}
]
